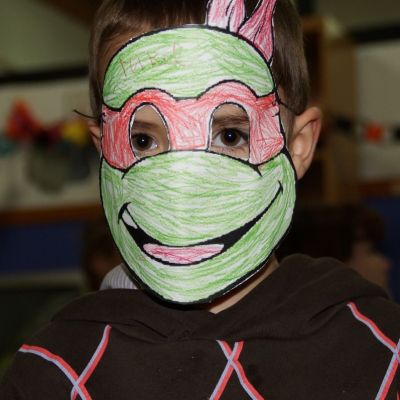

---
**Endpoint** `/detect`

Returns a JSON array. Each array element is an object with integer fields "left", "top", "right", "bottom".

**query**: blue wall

[
  {"left": 0, "top": 222, "right": 85, "bottom": 274},
  {"left": 365, "top": 197, "right": 400, "bottom": 302}
]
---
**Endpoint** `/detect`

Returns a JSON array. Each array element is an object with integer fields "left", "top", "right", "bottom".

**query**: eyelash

[{"left": 213, "top": 128, "right": 249, "bottom": 142}]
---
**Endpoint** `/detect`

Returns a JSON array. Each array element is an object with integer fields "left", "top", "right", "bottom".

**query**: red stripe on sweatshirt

[
  {"left": 347, "top": 302, "right": 396, "bottom": 350},
  {"left": 71, "top": 325, "right": 112, "bottom": 400},
  {"left": 377, "top": 357, "right": 399, "bottom": 400},
  {"left": 211, "top": 341, "right": 243, "bottom": 399},
  {"left": 214, "top": 341, "right": 264, "bottom": 400},
  {"left": 347, "top": 302, "right": 400, "bottom": 399},
  {"left": 19, "top": 345, "right": 92, "bottom": 400}
]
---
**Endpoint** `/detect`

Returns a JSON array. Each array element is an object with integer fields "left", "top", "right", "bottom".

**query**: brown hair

[{"left": 89, "top": 0, "right": 309, "bottom": 133}]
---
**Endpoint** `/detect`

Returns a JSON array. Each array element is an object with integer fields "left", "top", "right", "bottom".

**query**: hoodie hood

[{"left": 54, "top": 255, "right": 387, "bottom": 341}]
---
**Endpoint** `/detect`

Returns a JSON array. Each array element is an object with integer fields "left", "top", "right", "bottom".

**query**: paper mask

[{"left": 100, "top": 0, "right": 296, "bottom": 303}]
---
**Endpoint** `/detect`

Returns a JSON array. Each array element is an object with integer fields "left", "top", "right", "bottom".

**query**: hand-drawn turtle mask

[{"left": 100, "top": 0, "right": 296, "bottom": 304}]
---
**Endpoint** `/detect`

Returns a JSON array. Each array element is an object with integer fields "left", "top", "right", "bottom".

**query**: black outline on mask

[
  {"left": 103, "top": 80, "right": 277, "bottom": 114},
  {"left": 102, "top": 83, "right": 284, "bottom": 171},
  {"left": 102, "top": 24, "right": 275, "bottom": 88}
]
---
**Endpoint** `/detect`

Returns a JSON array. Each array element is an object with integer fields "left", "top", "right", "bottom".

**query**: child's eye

[
  {"left": 210, "top": 128, "right": 249, "bottom": 160},
  {"left": 131, "top": 133, "right": 157, "bottom": 152},
  {"left": 210, "top": 103, "right": 250, "bottom": 160},
  {"left": 213, "top": 129, "right": 248, "bottom": 148},
  {"left": 129, "top": 105, "right": 169, "bottom": 159}
]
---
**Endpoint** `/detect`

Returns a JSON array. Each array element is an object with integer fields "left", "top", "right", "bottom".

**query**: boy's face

[
  {"left": 95, "top": 0, "right": 323, "bottom": 304},
  {"left": 98, "top": 25, "right": 297, "bottom": 304}
]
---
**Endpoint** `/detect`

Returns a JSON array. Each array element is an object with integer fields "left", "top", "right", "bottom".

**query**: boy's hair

[{"left": 89, "top": 0, "right": 309, "bottom": 134}]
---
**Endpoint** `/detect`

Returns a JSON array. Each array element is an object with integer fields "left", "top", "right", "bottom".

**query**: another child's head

[
  {"left": 88, "top": 0, "right": 321, "bottom": 304},
  {"left": 278, "top": 204, "right": 392, "bottom": 292}
]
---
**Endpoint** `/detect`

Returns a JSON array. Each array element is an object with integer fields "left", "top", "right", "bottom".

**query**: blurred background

[{"left": 0, "top": 0, "right": 399, "bottom": 375}]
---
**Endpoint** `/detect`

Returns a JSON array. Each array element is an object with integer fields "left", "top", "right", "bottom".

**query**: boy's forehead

[{"left": 213, "top": 104, "right": 248, "bottom": 118}]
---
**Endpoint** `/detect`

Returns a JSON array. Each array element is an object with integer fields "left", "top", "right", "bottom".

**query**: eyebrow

[
  {"left": 132, "top": 114, "right": 249, "bottom": 131},
  {"left": 212, "top": 115, "right": 250, "bottom": 128},
  {"left": 132, "top": 119, "right": 166, "bottom": 131}
]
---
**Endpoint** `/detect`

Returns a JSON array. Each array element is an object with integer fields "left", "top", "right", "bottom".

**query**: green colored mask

[
  {"left": 100, "top": 0, "right": 296, "bottom": 303},
  {"left": 101, "top": 149, "right": 295, "bottom": 303}
]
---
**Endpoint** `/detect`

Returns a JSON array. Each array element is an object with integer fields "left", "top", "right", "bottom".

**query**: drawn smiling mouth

[{"left": 119, "top": 182, "right": 283, "bottom": 266}]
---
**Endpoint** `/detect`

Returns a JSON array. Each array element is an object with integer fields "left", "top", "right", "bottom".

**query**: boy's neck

[{"left": 207, "top": 256, "right": 279, "bottom": 314}]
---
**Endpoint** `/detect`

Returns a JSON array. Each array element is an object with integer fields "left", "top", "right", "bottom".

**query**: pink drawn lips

[
  {"left": 119, "top": 181, "right": 283, "bottom": 267},
  {"left": 120, "top": 207, "right": 225, "bottom": 265},
  {"left": 143, "top": 243, "right": 224, "bottom": 265}
]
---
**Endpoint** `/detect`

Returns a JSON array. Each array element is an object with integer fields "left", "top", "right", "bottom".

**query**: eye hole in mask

[
  {"left": 128, "top": 102, "right": 251, "bottom": 161},
  {"left": 129, "top": 104, "right": 170, "bottom": 159},
  {"left": 210, "top": 103, "right": 250, "bottom": 161}
]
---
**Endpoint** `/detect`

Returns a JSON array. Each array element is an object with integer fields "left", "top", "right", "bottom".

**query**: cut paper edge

[
  {"left": 206, "top": 0, "right": 246, "bottom": 32},
  {"left": 239, "top": 0, "right": 276, "bottom": 61}
]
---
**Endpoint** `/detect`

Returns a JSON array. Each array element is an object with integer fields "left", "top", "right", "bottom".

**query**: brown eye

[
  {"left": 210, "top": 103, "right": 250, "bottom": 160},
  {"left": 219, "top": 129, "right": 243, "bottom": 147},
  {"left": 212, "top": 128, "right": 248, "bottom": 149},
  {"left": 131, "top": 134, "right": 155, "bottom": 151},
  {"left": 129, "top": 105, "right": 170, "bottom": 159}
]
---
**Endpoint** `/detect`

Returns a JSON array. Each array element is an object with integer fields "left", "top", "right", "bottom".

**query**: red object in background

[
  {"left": 364, "top": 122, "right": 385, "bottom": 143},
  {"left": 47, "top": 122, "right": 64, "bottom": 144},
  {"left": 5, "top": 101, "right": 43, "bottom": 141}
]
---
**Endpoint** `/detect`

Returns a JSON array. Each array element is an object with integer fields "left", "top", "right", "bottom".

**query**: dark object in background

[
  {"left": 0, "top": 285, "right": 81, "bottom": 378},
  {"left": 66, "top": 144, "right": 91, "bottom": 181},
  {"left": 0, "top": 134, "right": 17, "bottom": 156},
  {"left": 394, "top": 126, "right": 400, "bottom": 141},
  {"left": 296, "top": 0, "right": 315, "bottom": 16},
  {"left": 333, "top": 116, "right": 354, "bottom": 135},
  {"left": 279, "top": 204, "right": 385, "bottom": 261},
  {"left": 278, "top": 204, "right": 392, "bottom": 293},
  {"left": 28, "top": 138, "right": 69, "bottom": 192},
  {"left": 351, "top": 24, "right": 400, "bottom": 45},
  {"left": 82, "top": 219, "right": 122, "bottom": 291}
]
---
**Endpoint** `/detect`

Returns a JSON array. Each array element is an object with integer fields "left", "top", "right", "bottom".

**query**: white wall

[
  {"left": 357, "top": 40, "right": 400, "bottom": 125},
  {"left": 0, "top": 78, "right": 90, "bottom": 126},
  {"left": 0, "top": 78, "right": 98, "bottom": 211},
  {"left": 0, "top": 0, "right": 89, "bottom": 71},
  {"left": 316, "top": 0, "right": 400, "bottom": 30}
]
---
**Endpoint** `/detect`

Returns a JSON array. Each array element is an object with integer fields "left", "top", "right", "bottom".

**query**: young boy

[{"left": 1, "top": 0, "right": 399, "bottom": 398}]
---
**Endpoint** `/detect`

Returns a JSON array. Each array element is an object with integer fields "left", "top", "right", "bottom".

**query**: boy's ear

[
  {"left": 87, "top": 120, "right": 102, "bottom": 152},
  {"left": 288, "top": 106, "right": 321, "bottom": 180}
]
